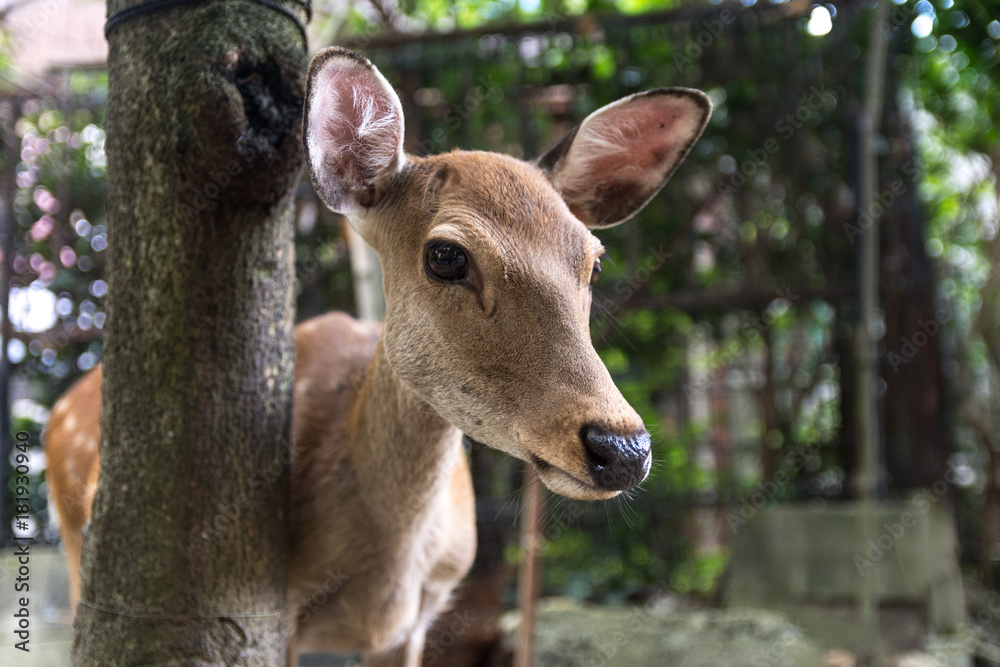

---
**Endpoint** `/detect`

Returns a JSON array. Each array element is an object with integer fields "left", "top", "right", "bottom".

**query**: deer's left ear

[
  {"left": 535, "top": 88, "right": 711, "bottom": 228},
  {"left": 304, "top": 47, "right": 405, "bottom": 217}
]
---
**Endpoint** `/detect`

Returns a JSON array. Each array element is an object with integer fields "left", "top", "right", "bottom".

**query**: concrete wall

[{"left": 724, "top": 499, "right": 966, "bottom": 633}]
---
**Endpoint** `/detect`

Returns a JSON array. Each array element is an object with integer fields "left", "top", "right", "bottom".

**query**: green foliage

[
  {"left": 9, "top": 0, "right": 1000, "bottom": 598},
  {"left": 524, "top": 517, "right": 673, "bottom": 601},
  {"left": 914, "top": 0, "right": 1000, "bottom": 522},
  {"left": 670, "top": 548, "right": 727, "bottom": 595}
]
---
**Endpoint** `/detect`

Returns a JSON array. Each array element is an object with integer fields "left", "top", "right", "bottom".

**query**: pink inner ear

[
  {"left": 554, "top": 94, "right": 706, "bottom": 224},
  {"left": 307, "top": 59, "right": 403, "bottom": 211},
  {"left": 585, "top": 101, "right": 686, "bottom": 174}
]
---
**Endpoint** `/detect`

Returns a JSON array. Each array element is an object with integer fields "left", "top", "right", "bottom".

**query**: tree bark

[
  {"left": 879, "top": 29, "right": 950, "bottom": 491},
  {"left": 72, "top": 1, "right": 306, "bottom": 663}
]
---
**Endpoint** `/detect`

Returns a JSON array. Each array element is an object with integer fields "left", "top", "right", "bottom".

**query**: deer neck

[{"left": 347, "top": 341, "right": 463, "bottom": 531}]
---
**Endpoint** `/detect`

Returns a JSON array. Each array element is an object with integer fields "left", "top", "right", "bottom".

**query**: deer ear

[
  {"left": 304, "top": 47, "right": 405, "bottom": 216},
  {"left": 535, "top": 89, "right": 711, "bottom": 228}
]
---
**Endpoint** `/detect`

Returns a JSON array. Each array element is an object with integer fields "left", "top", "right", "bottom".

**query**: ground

[{"left": 0, "top": 546, "right": 973, "bottom": 666}]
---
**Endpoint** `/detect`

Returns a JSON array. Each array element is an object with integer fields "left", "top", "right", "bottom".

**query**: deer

[{"left": 44, "top": 47, "right": 710, "bottom": 666}]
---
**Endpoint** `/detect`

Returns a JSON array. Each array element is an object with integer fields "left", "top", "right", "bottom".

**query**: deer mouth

[{"left": 529, "top": 454, "right": 620, "bottom": 501}]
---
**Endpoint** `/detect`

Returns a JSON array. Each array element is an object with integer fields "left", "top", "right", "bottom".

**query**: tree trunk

[
  {"left": 972, "top": 417, "right": 999, "bottom": 588},
  {"left": 72, "top": 1, "right": 306, "bottom": 663},
  {"left": 759, "top": 326, "right": 781, "bottom": 480},
  {"left": 879, "top": 30, "right": 950, "bottom": 491}
]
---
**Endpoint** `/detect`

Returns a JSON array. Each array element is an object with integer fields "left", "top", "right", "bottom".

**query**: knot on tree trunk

[
  {"left": 234, "top": 61, "right": 298, "bottom": 149},
  {"left": 180, "top": 48, "right": 305, "bottom": 212}
]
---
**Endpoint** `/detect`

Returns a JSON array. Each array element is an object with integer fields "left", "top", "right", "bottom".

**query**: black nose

[{"left": 580, "top": 425, "right": 651, "bottom": 491}]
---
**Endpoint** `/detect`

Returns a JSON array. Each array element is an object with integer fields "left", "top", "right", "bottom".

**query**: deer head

[{"left": 304, "top": 47, "right": 710, "bottom": 501}]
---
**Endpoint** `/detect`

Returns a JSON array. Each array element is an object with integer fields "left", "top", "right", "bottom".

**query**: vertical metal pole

[
  {"left": 0, "top": 96, "right": 20, "bottom": 547},
  {"left": 514, "top": 466, "right": 543, "bottom": 667},
  {"left": 856, "top": 1, "right": 891, "bottom": 662},
  {"left": 513, "top": 44, "right": 543, "bottom": 666},
  {"left": 344, "top": 221, "right": 385, "bottom": 323}
]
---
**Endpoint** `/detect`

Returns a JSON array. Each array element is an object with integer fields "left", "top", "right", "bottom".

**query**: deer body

[
  {"left": 48, "top": 313, "right": 476, "bottom": 664},
  {"left": 287, "top": 314, "right": 475, "bottom": 661},
  {"left": 45, "top": 48, "right": 710, "bottom": 666}
]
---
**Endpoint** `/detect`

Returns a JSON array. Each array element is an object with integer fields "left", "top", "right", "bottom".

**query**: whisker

[
  {"left": 496, "top": 485, "right": 522, "bottom": 523},
  {"left": 615, "top": 495, "right": 636, "bottom": 531}
]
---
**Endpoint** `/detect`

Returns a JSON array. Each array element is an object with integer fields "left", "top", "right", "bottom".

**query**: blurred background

[{"left": 1, "top": 0, "right": 999, "bottom": 665}]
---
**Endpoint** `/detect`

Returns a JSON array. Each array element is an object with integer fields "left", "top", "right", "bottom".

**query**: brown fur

[
  {"left": 46, "top": 47, "right": 710, "bottom": 667},
  {"left": 44, "top": 151, "right": 639, "bottom": 664},
  {"left": 46, "top": 313, "right": 474, "bottom": 665}
]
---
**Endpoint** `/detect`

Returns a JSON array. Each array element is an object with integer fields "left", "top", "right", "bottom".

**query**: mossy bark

[{"left": 72, "top": 1, "right": 306, "bottom": 663}]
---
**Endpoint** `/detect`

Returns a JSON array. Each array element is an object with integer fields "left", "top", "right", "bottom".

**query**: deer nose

[{"left": 580, "top": 425, "right": 651, "bottom": 491}]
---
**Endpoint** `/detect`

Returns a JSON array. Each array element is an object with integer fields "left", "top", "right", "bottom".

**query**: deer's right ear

[
  {"left": 535, "top": 89, "right": 711, "bottom": 229},
  {"left": 304, "top": 47, "right": 405, "bottom": 216}
]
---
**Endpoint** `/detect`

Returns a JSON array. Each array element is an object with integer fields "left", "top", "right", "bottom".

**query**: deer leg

[
  {"left": 363, "top": 626, "right": 427, "bottom": 667},
  {"left": 285, "top": 642, "right": 300, "bottom": 667},
  {"left": 62, "top": 523, "right": 83, "bottom": 616}
]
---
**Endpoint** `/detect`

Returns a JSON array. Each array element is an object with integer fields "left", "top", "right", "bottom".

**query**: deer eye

[
  {"left": 425, "top": 241, "right": 469, "bottom": 282},
  {"left": 590, "top": 255, "right": 604, "bottom": 285}
]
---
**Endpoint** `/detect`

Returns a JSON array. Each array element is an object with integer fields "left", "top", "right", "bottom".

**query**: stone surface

[
  {"left": 4, "top": 547, "right": 974, "bottom": 666},
  {"left": 524, "top": 597, "right": 823, "bottom": 667},
  {"left": 726, "top": 501, "right": 966, "bottom": 635}
]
